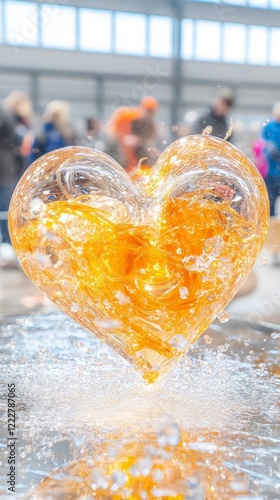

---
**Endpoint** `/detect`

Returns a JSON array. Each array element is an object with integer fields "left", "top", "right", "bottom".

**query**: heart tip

[{"left": 142, "top": 369, "right": 161, "bottom": 384}]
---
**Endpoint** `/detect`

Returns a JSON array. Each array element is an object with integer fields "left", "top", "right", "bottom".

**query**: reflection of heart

[
  {"left": 35, "top": 428, "right": 248, "bottom": 499},
  {"left": 9, "top": 136, "right": 269, "bottom": 382}
]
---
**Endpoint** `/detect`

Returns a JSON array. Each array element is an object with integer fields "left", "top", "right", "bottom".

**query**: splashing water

[
  {"left": 0, "top": 314, "right": 279, "bottom": 498},
  {"left": 224, "top": 118, "right": 234, "bottom": 141}
]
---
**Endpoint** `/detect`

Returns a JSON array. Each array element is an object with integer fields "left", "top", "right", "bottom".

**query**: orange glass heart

[{"left": 9, "top": 136, "right": 269, "bottom": 382}]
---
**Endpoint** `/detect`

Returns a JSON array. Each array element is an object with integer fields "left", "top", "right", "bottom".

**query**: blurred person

[
  {"left": 0, "top": 98, "right": 23, "bottom": 247},
  {"left": 180, "top": 110, "right": 200, "bottom": 138},
  {"left": 29, "top": 100, "right": 76, "bottom": 164},
  {"left": 108, "top": 96, "right": 159, "bottom": 173},
  {"left": 82, "top": 117, "right": 124, "bottom": 166},
  {"left": 252, "top": 137, "right": 269, "bottom": 179},
  {"left": 3, "top": 90, "right": 33, "bottom": 169},
  {"left": 261, "top": 102, "right": 280, "bottom": 216},
  {"left": 190, "top": 88, "right": 235, "bottom": 142},
  {"left": 250, "top": 120, "right": 269, "bottom": 178},
  {"left": 3, "top": 90, "right": 33, "bottom": 141},
  {"left": 130, "top": 97, "right": 159, "bottom": 166}
]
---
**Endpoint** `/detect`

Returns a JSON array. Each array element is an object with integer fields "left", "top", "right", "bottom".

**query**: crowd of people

[
  {"left": 0, "top": 91, "right": 162, "bottom": 249},
  {"left": 0, "top": 88, "right": 280, "bottom": 255}
]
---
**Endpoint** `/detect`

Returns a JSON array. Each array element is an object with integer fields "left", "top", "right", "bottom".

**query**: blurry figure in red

[{"left": 108, "top": 96, "right": 159, "bottom": 174}]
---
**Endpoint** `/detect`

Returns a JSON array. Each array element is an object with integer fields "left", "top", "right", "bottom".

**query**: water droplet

[
  {"left": 140, "top": 491, "right": 148, "bottom": 499},
  {"left": 169, "top": 334, "right": 190, "bottom": 351},
  {"left": 179, "top": 286, "right": 189, "bottom": 299},
  {"left": 91, "top": 470, "right": 109, "bottom": 490},
  {"left": 204, "top": 236, "right": 224, "bottom": 258},
  {"left": 152, "top": 469, "right": 164, "bottom": 482},
  {"left": 271, "top": 332, "right": 279, "bottom": 340},
  {"left": 224, "top": 117, "right": 234, "bottom": 141},
  {"left": 202, "top": 125, "right": 212, "bottom": 135},
  {"left": 217, "top": 343, "right": 230, "bottom": 353},
  {"left": 33, "top": 251, "right": 51, "bottom": 269},
  {"left": 73, "top": 434, "right": 84, "bottom": 447},
  {"left": 257, "top": 256, "right": 266, "bottom": 267},
  {"left": 95, "top": 318, "right": 122, "bottom": 329},
  {"left": 230, "top": 480, "right": 247, "bottom": 492},
  {"left": 158, "top": 422, "right": 181, "bottom": 447},
  {"left": 217, "top": 310, "right": 230, "bottom": 323},
  {"left": 152, "top": 488, "right": 179, "bottom": 497},
  {"left": 130, "top": 457, "right": 152, "bottom": 477},
  {"left": 204, "top": 335, "right": 213, "bottom": 345},
  {"left": 185, "top": 477, "right": 205, "bottom": 499},
  {"left": 183, "top": 255, "right": 209, "bottom": 272},
  {"left": 111, "top": 470, "right": 126, "bottom": 492},
  {"left": 188, "top": 442, "right": 217, "bottom": 453},
  {"left": 53, "top": 259, "right": 63, "bottom": 269},
  {"left": 71, "top": 303, "right": 79, "bottom": 313},
  {"left": 29, "top": 197, "right": 45, "bottom": 215},
  {"left": 115, "top": 291, "right": 131, "bottom": 305}
]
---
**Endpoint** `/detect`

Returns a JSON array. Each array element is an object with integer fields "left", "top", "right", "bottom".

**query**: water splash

[
  {"left": 0, "top": 314, "right": 279, "bottom": 498},
  {"left": 224, "top": 118, "right": 234, "bottom": 141}
]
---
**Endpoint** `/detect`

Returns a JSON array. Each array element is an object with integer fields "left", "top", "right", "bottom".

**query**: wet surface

[{"left": 0, "top": 314, "right": 279, "bottom": 498}]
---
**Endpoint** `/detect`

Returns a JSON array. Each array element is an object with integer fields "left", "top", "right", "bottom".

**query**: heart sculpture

[{"left": 9, "top": 135, "right": 269, "bottom": 382}]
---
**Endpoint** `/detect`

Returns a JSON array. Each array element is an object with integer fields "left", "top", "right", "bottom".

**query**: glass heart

[{"left": 9, "top": 135, "right": 269, "bottom": 382}]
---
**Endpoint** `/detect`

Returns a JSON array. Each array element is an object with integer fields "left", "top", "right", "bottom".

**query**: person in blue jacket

[
  {"left": 262, "top": 102, "right": 280, "bottom": 216},
  {"left": 29, "top": 100, "right": 76, "bottom": 165}
]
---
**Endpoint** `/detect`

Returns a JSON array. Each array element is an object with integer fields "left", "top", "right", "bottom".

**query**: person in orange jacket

[{"left": 108, "top": 96, "right": 159, "bottom": 174}]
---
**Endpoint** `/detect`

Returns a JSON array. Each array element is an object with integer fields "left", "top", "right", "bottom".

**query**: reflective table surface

[{"left": 0, "top": 314, "right": 279, "bottom": 499}]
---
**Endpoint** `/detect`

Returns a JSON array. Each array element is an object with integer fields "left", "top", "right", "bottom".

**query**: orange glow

[{"left": 34, "top": 429, "right": 249, "bottom": 499}]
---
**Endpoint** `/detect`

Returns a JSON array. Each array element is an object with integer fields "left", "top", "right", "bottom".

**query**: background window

[
  {"left": 248, "top": 26, "right": 268, "bottom": 65},
  {"left": 227, "top": 0, "right": 246, "bottom": 5},
  {"left": 195, "top": 21, "right": 221, "bottom": 61},
  {"left": 149, "top": 16, "right": 173, "bottom": 58},
  {"left": 79, "top": 9, "right": 112, "bottom": 52},
  {"left": 181, "top": 19, "right": 194, "bottom": 59},
  {"left": 248, "top": 0, "right": 268, "bottom": 7},
  {"left": 223, "top": 23, "right": 246, "bottom": 63},
  {"left": 0, "top": 1, "right": 2, "bottom": 43},
  {"left": 270, "top": 0, "right": 280, "bottom": 8},
  {"left": 5, "top": 1, "right": 38, "bottom": 46},
  {"left": 41, "top": 4, "right": 76, "bottom": 50},
  {"left": 269, "top": 28, "right": 280, "bottom": 65},
  {"left": 115, "top": 12, "right": 146, "bottom": 55}
]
